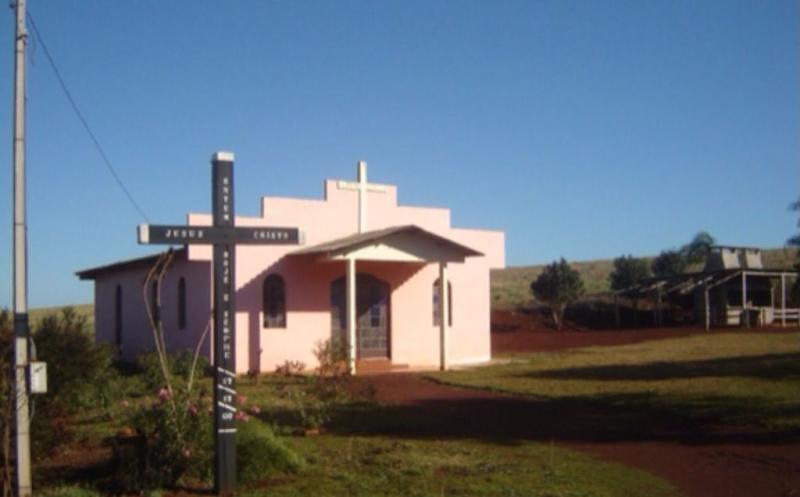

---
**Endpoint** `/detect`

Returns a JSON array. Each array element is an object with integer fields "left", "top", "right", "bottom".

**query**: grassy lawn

[
  {"left": 37, "top": 373, "right": 683, "bottom": 497},
  {"left": 431, "top": 332, "right": 800, "bottom": 432},
  {"left": 242, "top": 435, "right": 677, "bottom": 497}
]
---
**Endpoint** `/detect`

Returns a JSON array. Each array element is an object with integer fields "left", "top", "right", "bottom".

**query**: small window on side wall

[
  {"left": 177, "top": 277, "right": 187, "bottom": 330},
  {"left": 263, "top": 274, "right": 286, "bottom": 328},
  {"left": 433, "top": 279, "right": 453, "bottom": 327}
]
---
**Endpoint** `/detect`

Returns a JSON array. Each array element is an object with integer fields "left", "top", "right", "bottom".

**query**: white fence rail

[{"left": 774, "top": 308, "right": 800, "bottom": 324}]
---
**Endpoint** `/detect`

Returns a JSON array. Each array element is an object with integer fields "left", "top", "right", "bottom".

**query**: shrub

[
  {"left": 111, "top": 389, "right": 213, "bottom": 492},
  {"left": 313, "top": 337, "right": 348, "bottom": 378},
  {"left": 275, "top": 360, "right": 306, "bottom": 377},
  {"left": 136, "top": 350, "right": 209, "bottom": 392},
  {"left": 237, "top": 421, "right": 303, "bottom": 484},
  {"left": 38, "top": 486, "right": 102, "bottom": 497},
  {"left": 0, "top": 311, "right": 13, "bottom": 497},
  {"left": 34, "top": 307, "right": 118, "bottom": 414},
  {"left": 32, "top": 308, "right": 120, "bottom": 457}
]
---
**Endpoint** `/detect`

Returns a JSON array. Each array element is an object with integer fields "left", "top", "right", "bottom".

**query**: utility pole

[{"left": 11, "top": 0, "right": 32, "bottom": 495}]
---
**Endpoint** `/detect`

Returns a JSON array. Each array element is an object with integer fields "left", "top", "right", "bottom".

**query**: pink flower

[
  {"left": 158, "top": 388, "right": 170, "bottom": 402},
  {"left": 188, "top": 404, "right": 198, "bottom": 417},
  {"left": 182, "top": 448, "right": 191, "bottom": 458},
  {"left": 235, "top": 411, "right": 249, "bottom": 422},
  {"left": 236, "top": 394, "right": 247, "bottom": 406},
  {"left": 249, "top": 405, "right": 261, "bottom": 415}
]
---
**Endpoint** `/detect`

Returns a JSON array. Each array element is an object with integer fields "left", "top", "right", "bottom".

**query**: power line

[{"left": 25, "top": 11, "right": 150, "bottom": 222}]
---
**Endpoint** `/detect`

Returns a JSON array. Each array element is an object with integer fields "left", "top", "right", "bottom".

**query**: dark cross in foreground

[{"left": 137, "top": 151, "right": 301, "bottom": 495}]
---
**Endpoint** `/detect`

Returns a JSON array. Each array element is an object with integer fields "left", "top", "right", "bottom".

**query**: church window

[{"left": 263, "top": 274, "right": 286, "bottom": 328}]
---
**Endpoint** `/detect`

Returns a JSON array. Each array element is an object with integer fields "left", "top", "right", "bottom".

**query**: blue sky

[{"left": 0, "top": 0, "right": 798, "bottom": 307}]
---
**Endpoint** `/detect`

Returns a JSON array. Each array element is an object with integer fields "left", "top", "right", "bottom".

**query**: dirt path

[{"left": 348, "top": 373, "right": 800, "bottom": 497}]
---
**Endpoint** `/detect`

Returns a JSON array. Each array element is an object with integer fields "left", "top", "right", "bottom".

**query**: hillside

[
  {"left": 492, "top": 247, "right": 797, "bottom": 310},
  {"left": 28, "top": 303, "right": 94, "bottom": 330}
]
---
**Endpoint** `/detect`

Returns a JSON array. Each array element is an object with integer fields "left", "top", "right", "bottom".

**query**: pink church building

[{"left": 78, "top": 156, "right": 505, "bottom": 374}]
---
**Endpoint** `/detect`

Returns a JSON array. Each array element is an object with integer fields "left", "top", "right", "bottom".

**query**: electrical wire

[{"left": 25, "top": 10, "right": 150, "bottom": 222}]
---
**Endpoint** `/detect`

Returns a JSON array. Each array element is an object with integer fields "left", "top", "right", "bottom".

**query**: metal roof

[{"left": 76, "top": 247, "right": 188, "bottom": 280}]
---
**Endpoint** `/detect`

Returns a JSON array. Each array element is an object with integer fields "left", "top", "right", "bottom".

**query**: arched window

[
  {"left": 263, "top": 274, "right": 286, "bottom": 328},
  {"left": 150, "top": 280, "right": 160, "bottom": 323},
  {"left": 433, "top": 279, "right": 453, "bottom": 327},
  {"left": 114, "top": 285, "right": 123, "bottom": 349},
  {"left": 177, "top": 277, "right": 187, "bottom": 330}
]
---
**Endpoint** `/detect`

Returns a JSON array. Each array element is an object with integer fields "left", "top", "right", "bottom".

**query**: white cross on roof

[{"left": 337, "top": 161, "right": 389, "bottom": 233}]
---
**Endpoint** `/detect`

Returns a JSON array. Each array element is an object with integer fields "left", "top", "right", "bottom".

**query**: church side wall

[{"left": 93, "top": 260, "right": 211, "bottom": 364}]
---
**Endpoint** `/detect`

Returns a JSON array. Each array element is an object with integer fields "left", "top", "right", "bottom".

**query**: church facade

[{"left": 78, "top": 160, "right": 505, "bottom": 374}]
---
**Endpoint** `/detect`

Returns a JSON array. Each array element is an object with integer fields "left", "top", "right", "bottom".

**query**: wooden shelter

[{"left": 614, "top": 246, "right": 799, "bottom": 330}]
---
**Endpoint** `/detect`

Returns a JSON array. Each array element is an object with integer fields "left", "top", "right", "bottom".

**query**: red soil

[
  {"left": 348, "top": 311, "right": 800, "bottom": 497},
  {"left": 491, "top": 309, "right": 799, "bottom": 354}
]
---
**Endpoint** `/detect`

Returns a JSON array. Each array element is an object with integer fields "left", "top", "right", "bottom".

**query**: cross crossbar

[{"left": 138, "top": 224, "right": 301, "bottom": 245}]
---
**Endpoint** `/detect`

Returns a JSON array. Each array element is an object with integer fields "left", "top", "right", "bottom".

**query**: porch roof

[{"left": 288, "top": 224, "right": 483, "bottom": 263}]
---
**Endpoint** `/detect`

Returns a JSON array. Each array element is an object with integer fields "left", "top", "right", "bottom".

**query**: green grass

[
  {"left": 431, "top": 332, "right": 800, "bottom": 432},
  {"left": 39, "top": 373, "right": 683, "bottom": 497},
  {"left": 242, "top": 436, "right": 678, "bottom": 497},
  {"left": 492, "top": 247, "right": 797, "bottom": 310},
  {"left": 234, "top": 377, "right": 680, "bottom": 497}
]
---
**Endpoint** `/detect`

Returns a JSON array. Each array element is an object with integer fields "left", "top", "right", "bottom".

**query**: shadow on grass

[
  {"left": 244, "top": 355, "right": 800, "bottom": 448},
  {"left": 315, "top": 391, "right": 800, "bottom": 447},
  {"left": 522, "top": 352, "right": 800, "bottom": 381}
]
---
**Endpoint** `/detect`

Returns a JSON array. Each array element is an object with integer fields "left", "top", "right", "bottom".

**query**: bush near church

[
  {"left": 33, "top": 308, "right": 120, "bottom": 457},
  {"left": 530, "top": 258, "right": 584, "bottom": 330}
]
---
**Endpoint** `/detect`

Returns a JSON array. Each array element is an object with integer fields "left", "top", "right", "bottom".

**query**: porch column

[
  {"left": 742, "top": 271, "right": 749, "bottom": 328},
  {"left": 346, "top": 257, "right": 357, "bottom": 375},
  {"left": 656, "top": 287, "right": 663, "bottom": 327},
  {"left": 704, "top": 286, "right": 710, "bottom": 331},
  {"left": 781, "top": 274, "right": 786, "bottom": 327},
  {"left": 439, "top": 262, "right": 449, "bottom": 371}
]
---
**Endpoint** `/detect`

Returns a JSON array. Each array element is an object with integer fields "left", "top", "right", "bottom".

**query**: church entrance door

[{"left": 331, "top": 274, "right": 390, "bottom": 360}]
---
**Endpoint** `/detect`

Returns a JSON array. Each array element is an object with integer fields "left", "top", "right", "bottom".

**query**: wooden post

[
  {"left": 656, "top": 287, "right": 663, "bottom": 327},
  {"left": 704, "top": 286, "right": 710, "bottom": 331},
  {"left": 781, "top": 274, "right": 786, "bottom": 327},
  {"left": 439, "top": 262, "right": 449, "bottom": 371},
  {"left": 742, "top": 271, "right": 749, "bottom": 328},
  {"left": 346, "top": 257, "right": 357, "bottom": 375}
]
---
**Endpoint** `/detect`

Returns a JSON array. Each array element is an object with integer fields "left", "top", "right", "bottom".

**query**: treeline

[{"left": 530, "top": 232, "right": 715, "bottom": 330}]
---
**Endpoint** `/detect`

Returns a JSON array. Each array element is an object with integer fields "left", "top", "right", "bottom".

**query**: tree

[
  {"left": 610, "top": 255, "right": 651, "bottom": 292},
  {"left": 788, "top": 198, "right": 800, "bottom": 247},
  {"left": 788, "top": 198, "right": 800, "bottom": 301},
  {"left": 530, "top": 258, "right": 584, "bottom": 330},
  {"left": 651, "top": 249, "right": 688, "bottom": 277},
  {"left": 610, "top": 255, "right": 651, "bottom": 325},
  {"left": 682, "top": 231, "right": 716, "bottom": 265}
]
